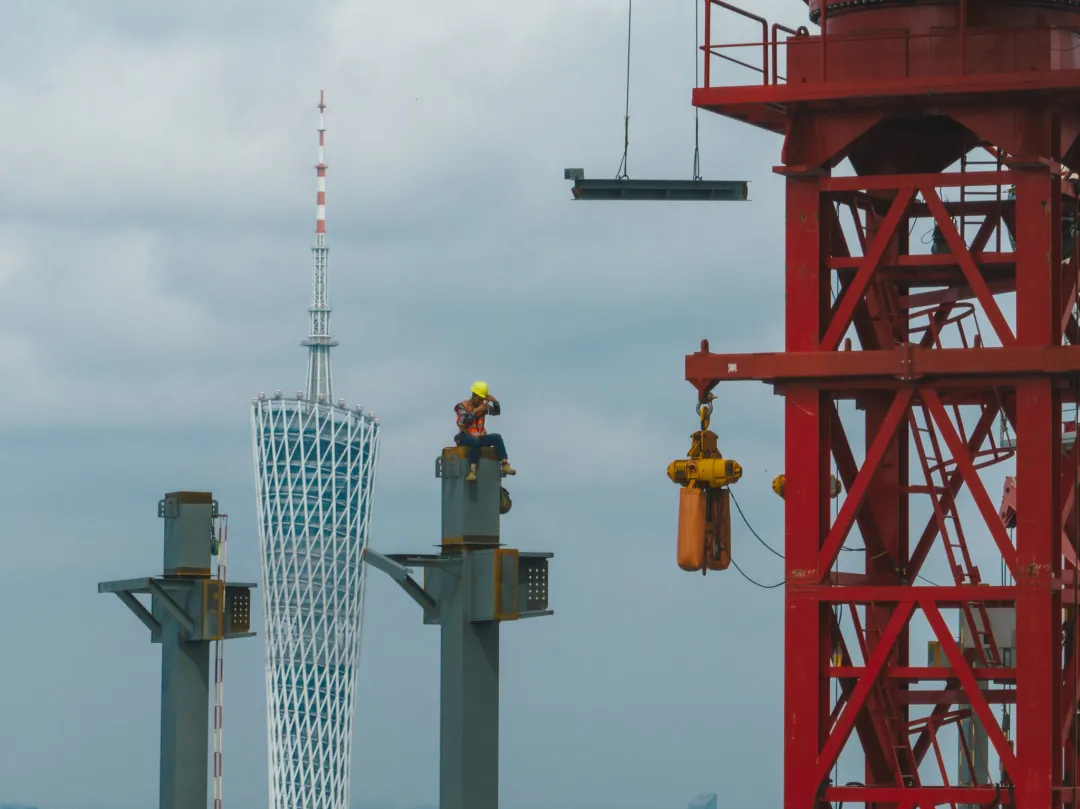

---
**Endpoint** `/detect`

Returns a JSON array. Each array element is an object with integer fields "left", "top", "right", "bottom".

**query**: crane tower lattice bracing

[
  {"left": 688, "top": 2, "right": 1080, "bottom": 806},
  {"left": 252, "top": 90, "right": 381, "bottom": 809}
]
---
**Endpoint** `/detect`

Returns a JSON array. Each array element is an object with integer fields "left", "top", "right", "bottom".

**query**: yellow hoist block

[
  {"left": 771, "top": 473, "right": 842, "bottom": 500},
  {"left": 667, "top": 410, "right": 742, "bottom": 575},
  {"left": 667, "top": 456, "right": 743, "bottom": 489}
]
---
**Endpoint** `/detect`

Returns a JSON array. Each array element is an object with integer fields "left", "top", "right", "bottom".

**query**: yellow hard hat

[{"left": 471, "top": 380, "right": 489, "bottom": 398}]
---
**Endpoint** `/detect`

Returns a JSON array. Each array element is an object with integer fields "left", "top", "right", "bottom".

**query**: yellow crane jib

[{"left": 667, "top": 396, "right": 741, "bottom": 575}]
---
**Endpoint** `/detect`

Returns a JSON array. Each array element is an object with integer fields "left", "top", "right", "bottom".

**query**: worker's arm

[
  {"left": 486, "top": 398, "right": 501, "bottom": 416},
  {"left": 455, "top": 402, "right": 476, "bottom": 431}
]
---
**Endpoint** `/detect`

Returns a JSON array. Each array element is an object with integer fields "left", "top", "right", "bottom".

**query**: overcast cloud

[{"left": 0, "top": 1, "right": 987, "bottom": 808}]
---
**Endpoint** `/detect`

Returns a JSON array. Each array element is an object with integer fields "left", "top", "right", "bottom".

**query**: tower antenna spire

[{"left": 302, "top": 88, "right": 338, "bottom": 401}]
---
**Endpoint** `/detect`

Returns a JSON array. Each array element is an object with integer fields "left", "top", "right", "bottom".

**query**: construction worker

[{"left": 455, "top": 380, "right": 517, "bottom": 483}]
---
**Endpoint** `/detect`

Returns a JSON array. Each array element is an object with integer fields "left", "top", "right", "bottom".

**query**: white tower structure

[{"left": 251, "top": 91, "right": 380, "bottom": 809}]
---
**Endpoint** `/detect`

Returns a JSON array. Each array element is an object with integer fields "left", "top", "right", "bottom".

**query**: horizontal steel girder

[
  {"left": 569, "top": 178, "right": 749, "bottom": 201},
  {"left": 686, "top": 344, "right": 1080, "bottom": 389}
]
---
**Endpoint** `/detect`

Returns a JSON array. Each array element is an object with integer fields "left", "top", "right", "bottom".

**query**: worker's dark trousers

[{"left": 458, "top": 432, "right": 508, "bottom": 465}]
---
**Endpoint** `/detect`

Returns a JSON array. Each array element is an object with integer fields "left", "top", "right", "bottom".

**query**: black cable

[
  {"left": 729, "top": 555, "right": 785, "bottom": 589},
  {"left": 729, "top": 488, "right": 784, "bottom": 559},
  {"left": 730, "top": 485, "right": 867, "bottom": 555},
  {"left": 727, "top": 486, "right": 928, "bottom": 588}
]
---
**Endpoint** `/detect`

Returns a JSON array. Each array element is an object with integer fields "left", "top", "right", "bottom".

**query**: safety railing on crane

[
  {"left": 700, "top": 2, "right": 805, "bottom": 88},
  {"left": 699, "top": 0, "right": 1080, "bottom": 89}
]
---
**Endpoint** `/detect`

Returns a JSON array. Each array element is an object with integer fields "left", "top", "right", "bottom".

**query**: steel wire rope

[
  {"left": 616, "top": 0, "right": 707, "bottom": 181},
  {"left": 616, "top": 0, "right": 633, "bottom": 179},
  {"left": 693, "top": 0, "right": 702, "bottom": 180}
]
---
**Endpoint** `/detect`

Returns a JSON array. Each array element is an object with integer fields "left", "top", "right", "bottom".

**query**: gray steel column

[
  {"left": 159, "top": 493, "right": 215, "bottom": 809},
  {"left": 98, "top": 491, "right": 256, "bottom": 809},
  {"left": 160, "top": 609, "right": 211, "bottom": 809},
  {"left": 158, "top": 492, "right": 215, "bottom": 809},
  {"left": 365, "top": 445, "right": 553, "bottom": 809},
  {"left": 439, "top": 558, "right": 500, "bottom": 809}
]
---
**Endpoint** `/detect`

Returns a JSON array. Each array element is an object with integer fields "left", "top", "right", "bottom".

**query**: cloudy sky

[{"left": 0, "top": 1, "right": 1008, "bottom": 808}]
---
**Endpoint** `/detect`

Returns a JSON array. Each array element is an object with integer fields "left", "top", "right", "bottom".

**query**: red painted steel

[{"left": 689, "top": 1, "right": 1080, "bottom": 805}]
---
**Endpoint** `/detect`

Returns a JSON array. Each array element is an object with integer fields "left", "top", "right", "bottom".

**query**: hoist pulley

[{"left": 667, "top": 395, "right": 742, "bottom": 575}]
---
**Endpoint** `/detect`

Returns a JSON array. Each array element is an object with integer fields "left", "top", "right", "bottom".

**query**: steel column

[
  {"left": 783, "top": 174, "right": 831, "bottom": 809},
  {"left": 1013, "top": 161, "right": 1064, "bottom": 806},
  {"left": 367, "top": 446, "right": 553, "bottom": 809},
  {"left": 438, "top": 561, "right": 501, "bottom": 809},
  {"left": 160, "top": 610, "right": 212, "bottom": 809},
  {"left": 98, "top": 492, "right": 256, "bottom": 809}
]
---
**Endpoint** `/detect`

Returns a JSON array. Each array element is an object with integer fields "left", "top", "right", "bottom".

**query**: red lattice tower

[{"left": 687, "top": 2, "right": 1080, "bottom": 806}]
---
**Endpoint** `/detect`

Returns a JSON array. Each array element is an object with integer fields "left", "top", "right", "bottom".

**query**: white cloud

[{"left": 0, "top": 2, "right": 830, "bottom": 808}]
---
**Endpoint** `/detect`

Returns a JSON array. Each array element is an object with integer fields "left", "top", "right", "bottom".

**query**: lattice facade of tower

[
  {"left": 252, "top": 395, "right": 380, "bottom": 809},
  {"left": 252, "top": 90, "right": 381, "bottom": 809}
]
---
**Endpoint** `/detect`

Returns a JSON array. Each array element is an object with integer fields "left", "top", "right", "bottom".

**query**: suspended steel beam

[{"left": 563, "top": 169, "right": 749, "bottom": 201}]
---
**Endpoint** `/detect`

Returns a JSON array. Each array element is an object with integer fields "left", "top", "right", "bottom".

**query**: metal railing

[{"left": 700, "top": 0, "right": 1079, "bottom": 89}]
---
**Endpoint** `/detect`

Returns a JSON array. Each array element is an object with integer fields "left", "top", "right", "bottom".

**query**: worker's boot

[
  {"left": 466, "top": 465, "right": 478, "bottom": 483},
  {"left": 500, "top": 462, "right": 516, "bottom": 477}
]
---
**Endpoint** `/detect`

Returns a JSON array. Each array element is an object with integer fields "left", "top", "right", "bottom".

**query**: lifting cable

[
  {"left": 693, "top": 0, "right": 702, "bottom": 181},
  {"left": 614, "top": 0, "right": 705, "bottom": 181},
  {"left": 616, "top": 0, "right": 633, "bottom": 180}
]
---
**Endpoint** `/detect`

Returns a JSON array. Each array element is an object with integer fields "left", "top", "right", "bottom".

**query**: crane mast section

[{"left": 687, "top": 2, "right": 1080, "bottom": 807}]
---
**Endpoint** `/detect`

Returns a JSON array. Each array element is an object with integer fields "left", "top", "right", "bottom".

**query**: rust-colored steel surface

[{"left": 689, "top": 1, "right": 1080, "bottom": 806}]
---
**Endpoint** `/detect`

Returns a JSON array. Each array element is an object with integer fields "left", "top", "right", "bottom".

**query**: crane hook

[{"left": 697, "top": 393, "right": 716, "bottom": 431}]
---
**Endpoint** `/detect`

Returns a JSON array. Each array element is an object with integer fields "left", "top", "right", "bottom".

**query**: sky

[{"left": 0, "top": 1, "right": 1014, "bottom": 808}]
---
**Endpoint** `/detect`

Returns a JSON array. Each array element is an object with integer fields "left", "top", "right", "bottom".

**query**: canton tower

[{"left": 251, "top": 90, "right": 381, "bottom": 809}]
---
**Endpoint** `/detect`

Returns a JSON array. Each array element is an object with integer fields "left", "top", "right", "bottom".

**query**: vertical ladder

[
  {"left": 960, "top": 144, "right": 1006, "bottom": 253},
  {"left": 906, "top": 307, "right": 1004, "bottom": 668},
  {"left": 212, "top": 515, "right": 228, "bottom": 809}
]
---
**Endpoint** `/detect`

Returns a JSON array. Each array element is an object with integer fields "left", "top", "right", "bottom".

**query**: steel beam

[
  {"left": 686, "top": 344, "right": 1080, "bottom": 388},
  {"left": 567, "top": 177, "right": 750, "bottom": 201},
  {"left": 363, "top": 549, "right": 438, "bottom": 616}
]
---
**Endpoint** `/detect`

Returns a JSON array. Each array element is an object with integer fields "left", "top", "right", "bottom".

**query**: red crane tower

[{"left": 683, "top": 1, "right": 1080, "bottom": 806}]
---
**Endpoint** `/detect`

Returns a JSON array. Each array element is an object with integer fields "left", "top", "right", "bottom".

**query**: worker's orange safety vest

[{"left": 458, "top": 400, "right": 487, "bottom": 436}]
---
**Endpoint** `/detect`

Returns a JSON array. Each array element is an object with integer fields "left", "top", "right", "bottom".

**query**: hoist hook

[{"left": 697, "top": 393, "right": 716, "bottom": 431}]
